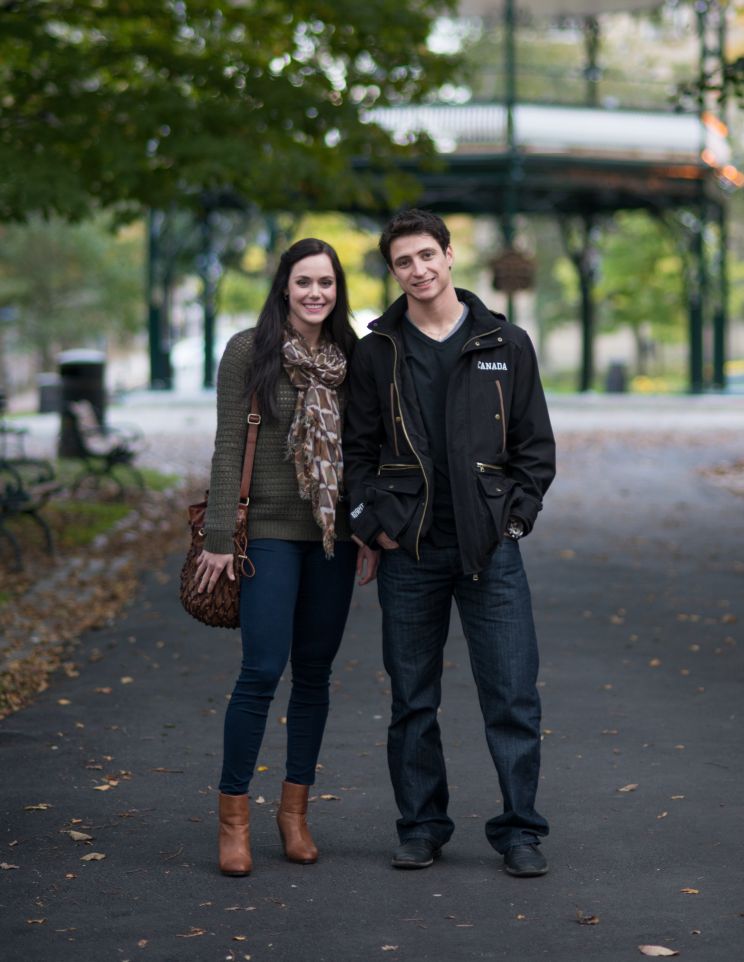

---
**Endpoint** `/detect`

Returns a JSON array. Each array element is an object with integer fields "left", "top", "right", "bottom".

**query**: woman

[{"left": 195, "top": 238, "right": 378, "bottom": 876}]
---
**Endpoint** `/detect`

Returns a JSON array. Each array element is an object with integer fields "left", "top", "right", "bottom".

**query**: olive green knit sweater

[{"left": 203, "top": 329, "right": 351, "bottom": 554}]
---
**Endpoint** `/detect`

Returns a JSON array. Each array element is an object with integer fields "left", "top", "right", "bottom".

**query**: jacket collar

[{"left": 369, "top": 288, "right": 506, "bottom": 337}]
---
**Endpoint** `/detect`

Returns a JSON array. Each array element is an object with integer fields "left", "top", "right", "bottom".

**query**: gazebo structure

[{"left": 362, "top": 0, "right": 736, "bottom": 392}]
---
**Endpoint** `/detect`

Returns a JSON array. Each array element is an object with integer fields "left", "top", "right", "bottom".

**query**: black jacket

[{"left": 343, "top": 289, "right": 556, "bottom": 575}]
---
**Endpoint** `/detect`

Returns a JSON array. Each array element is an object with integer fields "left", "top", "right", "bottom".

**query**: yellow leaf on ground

[
  {"left": 320, "top": 794, "right": 340, "bottom": 800},
  {"left": 93, "top": 784, "right": 113, "bottom": 791},
  {"left": 617, "top": 784, "right": 639, "bottom": 793},
  {"left": 24, "top": 803, "right": 52, "bottom": 811},
  {"left": 576, "top": 911, "right": 600, "bottom": 925},
  {"left": 67, "top": 831, "right": 93, "bottom": 841},
  {"left": 638, "top": 947, "right": 679, "bottom": 957},
  {"left": 58, "top": 699, "right": 72, "bottom": 705},
  {"left": 120, "top": 676, "right": 134, "bottom": 684},
  {"left": 256, "top": 765, "right": 269, "bottom": 772},
  {"left": 680, "top": 888, "right": 699, "bottom": 895},
  {"left": 233, "top": 935, "right": 249, "bottom": 942},
  {"left": 80, "top": 852, "right": 106, "bottom": 861},
  {"left": 176, "top": 928, "right": 207, "bottom": 938}
]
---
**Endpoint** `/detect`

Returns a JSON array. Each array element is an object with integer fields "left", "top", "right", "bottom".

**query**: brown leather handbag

[{"left": 179, "top": 397, "right": 261, "bottom": 629}]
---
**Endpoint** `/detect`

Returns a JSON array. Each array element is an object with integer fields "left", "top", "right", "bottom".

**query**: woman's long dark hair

[{"left": 246, "top": 237, "right": 357, "bottom": 419}]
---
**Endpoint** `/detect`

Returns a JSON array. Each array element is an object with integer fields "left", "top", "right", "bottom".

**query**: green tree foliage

[
  {"left": 0, "top": 216, "right": 144, "bottom": 368},
  {"left": 0, "top": 0, "right": 457, "bottom": 221},
  {"left": 596, "top": 212, "right": 686, "bottom": 373}
]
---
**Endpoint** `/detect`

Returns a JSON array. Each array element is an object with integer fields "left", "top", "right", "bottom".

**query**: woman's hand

[
  {"left": 356, "top": 544, "right": 380, "bottom": 586},
  {"left": 195, "top": 550, "right": 234, "bottom": 593}
]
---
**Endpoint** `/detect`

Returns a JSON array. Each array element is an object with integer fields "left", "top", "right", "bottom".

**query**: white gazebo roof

[{"left": 458, "top": 0, "right": 663, "bottom": 16}]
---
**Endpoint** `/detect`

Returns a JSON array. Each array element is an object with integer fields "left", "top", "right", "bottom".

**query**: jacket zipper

[
  {"left": 461, "top": 327, "right": 502, "bottom": 354},
  {"left": 378, "top": 463, "right": 421, "bottom": 472},
  {"left": 475, "top": 461, "right": 504, "bottom": 473},
  {"left": 389, "top": 383, "right": 400, "bottom": 456},
  {"left": 495, "top": 379, "right": 506, "bottom": 455},
  {"left": 373, "top": 330, "right": 429, "bottom": 561}
]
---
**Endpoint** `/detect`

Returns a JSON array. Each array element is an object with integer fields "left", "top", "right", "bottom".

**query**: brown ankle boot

[
  {"left": 276, "top": 781, "right": 318, "bottom": 864},
  {"left": 218, "top": 792, "right": 252, "bottom": 876}
]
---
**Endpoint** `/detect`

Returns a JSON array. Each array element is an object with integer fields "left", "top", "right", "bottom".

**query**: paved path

[{"left": 2, "top": 401, "right": 743, "bottom": 962}]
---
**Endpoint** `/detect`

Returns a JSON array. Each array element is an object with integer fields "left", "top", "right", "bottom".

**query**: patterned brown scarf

[{"left": 282, "top": 328, "right": 347, "bottom": 557}]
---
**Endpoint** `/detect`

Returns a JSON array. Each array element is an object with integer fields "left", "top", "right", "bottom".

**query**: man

[{"left": 343, "top": 209, "right": 555, "bottom": 877}]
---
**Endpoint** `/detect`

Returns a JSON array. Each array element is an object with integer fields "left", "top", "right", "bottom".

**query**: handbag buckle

[{"left": 247, "top": 413, "right": 261, "bottom": 425}]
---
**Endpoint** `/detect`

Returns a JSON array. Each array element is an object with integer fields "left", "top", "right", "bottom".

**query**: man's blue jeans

[{"left": 377, "top": 539, "right": 548, "bottom": 854}]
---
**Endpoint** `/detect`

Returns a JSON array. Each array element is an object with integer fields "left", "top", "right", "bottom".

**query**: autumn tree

[{"left": 0, "top": 0, "right": 457, "bottom": 222}]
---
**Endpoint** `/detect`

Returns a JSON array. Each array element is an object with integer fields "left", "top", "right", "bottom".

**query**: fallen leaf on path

[
  {"left": 657, "top": 812, "right": 668, "bottom": 819},
  {"left": 27, "top": 919, "right": 46, "bottom": 925},
  {"left": 232, "top": 935, "right": 249, "bottom": 942},
  {"left": 256, "top": 765, "right": 269, "bottom": 772},
  {"left": 177, "top": 928, "right": 207, "bottom": 938},
  {"left": 617, "top": 784, "right": 639, "bottom": 793},
  {"left": 57, "top": 698, "right": 72, "bottom": 705},
  {"left": 24, "top": 803, "right": 52, "bottom": 811},
  {"left": 638, "top": 947, "right": 679, "bottom": 957},
  {"left": 320, "top": 794, "right": 340, "bottom": 801},
  {"left": 648, "top": 658, "right": 662, "bottom": 668},
  {"left": 576, "top": 911, "right": 600, "bottom": 925},
  {"left": 138, "top": 939, "right": 148, "bottom": 947},
  {"left": 95, "top": 687, "right": 112, "bottom": 695},
  {"left": 67, "top": 831, "right": 93, "bottom": 842},
  {"left": 680, "top": 888, "right": 699, "bottom": 895},
  {"left": 1, "top": 862, "right": 19, "bottom": 870},
  {"left": 516, "top": 914, "right": 527, "bottom": 921},
  {"left": 381, "top": 947, "right": 399, "bottom": 952},
  {"left": 254, "top": 795, "right": 265, "bottom": 804},
  {"left": 120, "top": 676, "right": 134, "bottom": 684},
  {"left": 80, "top": 852, "right": 106, "bottom": 861}
]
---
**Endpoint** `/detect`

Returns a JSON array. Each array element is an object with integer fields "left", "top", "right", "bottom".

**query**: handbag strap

[{"left": 238, "top": 394, "right": 261, "bottom": 503}]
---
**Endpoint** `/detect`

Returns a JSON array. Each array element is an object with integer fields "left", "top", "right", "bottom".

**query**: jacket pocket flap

[
  {"left": 476, "top": 473, "right": 514, "bottom": 498},
  {"left": 375, "top": 474, "right": 424, "bottom": 495}
]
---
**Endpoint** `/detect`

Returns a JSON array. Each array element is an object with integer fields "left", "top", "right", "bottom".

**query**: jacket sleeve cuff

[
  {"left": 509, "top": 494, "right": 541, "bottom": 535},
  {"left": 349, "top": 498, "right": 382, "bottom": 547}
]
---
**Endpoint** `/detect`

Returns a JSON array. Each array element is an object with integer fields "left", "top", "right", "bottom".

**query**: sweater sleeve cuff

[{"left": 203, "top": 529, "right": 235, "bottom": 554}]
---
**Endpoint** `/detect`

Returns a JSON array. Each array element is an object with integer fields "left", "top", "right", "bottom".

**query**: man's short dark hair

[{"left": 378, "top": 209, "right": 451, "bottom": 267}]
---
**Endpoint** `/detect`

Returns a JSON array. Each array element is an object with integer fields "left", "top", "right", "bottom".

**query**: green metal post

[
  {"left": 147, "top": 209, "right": 171, "bottom": 390},
  {"left": 200, "top": 209, "right": 217, "bottom": 390},
  {"left": 503, "top": 0, "right": 517, "bottom": 323},
  {"left": 583, "top": 16, "right": 600, "bottom": 107},
  {"left": 713, "top": 202, "right": 727, "bottom": 390},
  {"left": 712, "top": 4, "right": 728, "bottom": 390}
]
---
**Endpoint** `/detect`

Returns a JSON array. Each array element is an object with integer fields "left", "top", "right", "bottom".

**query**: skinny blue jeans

[
  {"left": 377, "top": 540, "right": 548, "bottom": 854},
  {"left": 219, "top": 538, "right": 356, "bottom": 795}
]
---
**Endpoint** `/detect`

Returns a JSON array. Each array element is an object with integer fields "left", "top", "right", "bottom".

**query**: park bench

[
  {"left": 0, "top": 456, "right": 60, "bottom": 570},
  {"left": 63, "top": 399, "right": 145, "bottom": 496}
]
